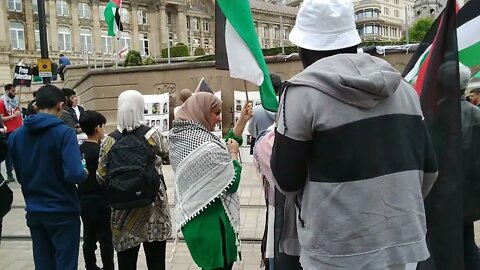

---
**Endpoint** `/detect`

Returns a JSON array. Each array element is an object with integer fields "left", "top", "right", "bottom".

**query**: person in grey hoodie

[{"left": 270, "top": 0, "right": 439, "bottom": 269}]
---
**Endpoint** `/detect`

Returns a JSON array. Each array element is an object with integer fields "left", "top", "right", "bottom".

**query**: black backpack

[{"left": 106, "top": 125, "right": 161, "bottom": 210}]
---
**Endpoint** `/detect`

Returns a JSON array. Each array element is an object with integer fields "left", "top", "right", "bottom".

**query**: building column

[
  {"left": 92, "top": 0, "right": 102, "bottom": 54},
  {"left": 25, "top": 0, "right": 36, "bottom": 52},
  {"left": 0, "top": 0, "right": 11, "bottom": 83},
  {"left": 148, "top": 9, "right": 160, "bottom": 57},
  {"left": 0, "top": 0, "right": 10, "bottom": 50},
  {"left": 71, "top": 0, "right": 81, "bottom": 53},
  {"left": 131, "top": 3, "right": 140, "bottom": 51},
  {"left": 200, "top": 18, "right": 205, "bottom": 51},
  {"left": 210, "top": 15, "right": 215, "bottom": 54},
  {"left": 176, "top": 5, "right": 187, "bottom": 45},
  {"left": 159, "top": 4, "right": 168, "bottom": 50},
  {"left": 48, "top": 0, "right": 59, "bottom": 53}
]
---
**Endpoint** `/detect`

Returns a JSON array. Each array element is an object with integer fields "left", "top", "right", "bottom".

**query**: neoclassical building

[
  {"left": 0, "top": 0, "right": 297, "bottom": 83},
  {"left": 354, "top": 0, "right": 414, "bottom": 41}
]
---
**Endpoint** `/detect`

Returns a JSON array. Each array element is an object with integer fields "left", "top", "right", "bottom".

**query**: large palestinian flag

[
  {"left": 408, "top": 0, "right": 464, "bottom": 269},
  {"left": 105, "top": 0, "right": 123, "bottom": 37},
  {"left": 403, "top": 0, "right": 480, "bottom": 93},
  {"left": 215, "top": 0, "right": 278, "bottom": 112}
]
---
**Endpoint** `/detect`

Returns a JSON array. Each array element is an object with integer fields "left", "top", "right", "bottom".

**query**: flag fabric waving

[
  {"left": 105, "top": 0, "right": 123, "bottom": 37},
  {"left": 410, "top": 0, "right": 464, "bottom": 269},
  {"left": 403, "top": 0, "right": 480, "bottom": 88},
  {"left": 215, "top": 0, "right": 278, "bottom": 112}
]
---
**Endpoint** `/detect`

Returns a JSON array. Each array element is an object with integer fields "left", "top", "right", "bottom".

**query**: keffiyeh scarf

[
  {"left": 2, "top": 95, "right": 19, "bottom": 115},
  {"left": 169, "top": 120, "right": 240, "bottom": 234}
]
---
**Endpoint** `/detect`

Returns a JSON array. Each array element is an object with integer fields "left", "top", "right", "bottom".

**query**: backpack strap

[
  {"left": 109, "top": 125, "right": 152, "bottom": 141},
  {"left": 109, "top": 129, "right": 122, "bottom": 141}
]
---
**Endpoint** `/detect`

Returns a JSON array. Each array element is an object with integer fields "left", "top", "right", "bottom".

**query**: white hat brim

[{"left": 289, "top": 25, "right": 362, "bottom": 51}]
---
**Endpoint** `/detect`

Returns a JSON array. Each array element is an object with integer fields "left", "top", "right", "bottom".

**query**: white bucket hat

[{"left": 289, "top": 0, "right": 361, "bottom": 51}]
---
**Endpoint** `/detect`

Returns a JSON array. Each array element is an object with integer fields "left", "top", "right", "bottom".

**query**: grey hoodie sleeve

[
  {"left": 61, "top": 110, "right": 76, "bottom": 130},
  {"left": 271, "top": 87, "right": 313, "bottom": 194}
]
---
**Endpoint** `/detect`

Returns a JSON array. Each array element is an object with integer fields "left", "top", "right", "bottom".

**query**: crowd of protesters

[{"left": 1, "top": 0, "right": 480, "bottom": 269}]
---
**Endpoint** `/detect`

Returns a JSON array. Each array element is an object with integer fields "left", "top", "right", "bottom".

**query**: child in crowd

[{"left": 78, "top": 110, "right": 114, "bottom": 270}]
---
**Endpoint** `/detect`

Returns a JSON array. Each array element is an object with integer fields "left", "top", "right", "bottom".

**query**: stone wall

[{"left": 71, "top": 52, "right": 414, "bottom": 133}]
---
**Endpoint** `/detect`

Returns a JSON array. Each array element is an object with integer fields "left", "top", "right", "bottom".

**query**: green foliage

[
  {"left": 194, "top": 47, "right": 206, "bottom": 56},
  {"left": 359, "top": 40, "right": 409, "bottom": 47},
  {"left": 144, "top": 57, "right": 156, "bottom": 65},
  {"left": 161, "top": 44, "right": 190, "bottom": 58},
  {"left": 124, "top": 50, "right": 143, "bottom": 67},
  {"left": 407, "top": 17, "right": 434, "bottom": 42},
  {"left": 189, "top": 54, "right": 215, "bottom": 62},
  {"left": 262, "top": 46, "right": 299, "bottom": 56}
]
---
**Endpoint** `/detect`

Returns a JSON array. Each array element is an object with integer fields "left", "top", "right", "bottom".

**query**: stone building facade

[{"left": 0, "top": 0, "right": 297, "bottom": 84}]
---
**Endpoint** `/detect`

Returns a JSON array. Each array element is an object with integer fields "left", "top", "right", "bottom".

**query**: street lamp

[{"left": 37, "top": 0, "right": 51, "bottom": 84}]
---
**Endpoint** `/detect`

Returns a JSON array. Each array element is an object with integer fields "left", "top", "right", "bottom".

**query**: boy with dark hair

[
  {"left": 8, "top": 85, "right": 87, "bottom": 270},
  {"left": 78, "top": 110, "right": 114, "bottom": 270},
  {"left": 61, "top": 88, "right": 85, "bottom": 134}
]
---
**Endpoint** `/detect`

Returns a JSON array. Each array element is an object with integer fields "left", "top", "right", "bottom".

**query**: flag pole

[{"left": 243, "top": 80, "right": 249, "bottom": 102}]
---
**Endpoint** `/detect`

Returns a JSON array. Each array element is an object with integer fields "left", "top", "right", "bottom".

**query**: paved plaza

[{"left": 1, "top": 150, "right": 480, "bottom": 269}]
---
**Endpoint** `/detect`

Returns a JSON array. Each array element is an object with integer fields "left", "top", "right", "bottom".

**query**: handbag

[{"left": 0, "top": 180, "right": 13, "bottom": 218}]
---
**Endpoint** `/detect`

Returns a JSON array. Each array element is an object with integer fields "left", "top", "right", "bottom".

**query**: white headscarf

[{"left": 117, "top": 90, "right": 145, "bottom": 132}]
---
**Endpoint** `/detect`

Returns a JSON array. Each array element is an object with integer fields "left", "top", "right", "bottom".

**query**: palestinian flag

[
  {"left": 411, "top": 0, "right": 464, "bottom": 269},
  {"left": 403, "top": 0, "right": 480, "bottom": 92},
  {"left": 105, "top": 0, "right": 123, "bottom": 37},
  {"left": 474, "top": 71, "right": 480, "bottom": 79},
  {"left": 215, "top": 0, "right": 278, "bottom": 112}
]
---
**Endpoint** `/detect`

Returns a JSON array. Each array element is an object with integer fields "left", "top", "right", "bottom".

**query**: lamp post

[{"left": 37, "top": 0, "right": 51, "bottom": 84}]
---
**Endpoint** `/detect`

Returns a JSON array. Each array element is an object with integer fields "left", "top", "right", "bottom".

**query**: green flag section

[
  {"left": 216, "top": 0, "right": 278, "bottom": 112},
  {"left": 404, "top": 0, "right": 480, "bottom": 84},
  {"left": 474, "top": 71, "right": 480, "bottom": 78},
  {"left": 105, "top": 0, "right": 123, "bottom": 37}
]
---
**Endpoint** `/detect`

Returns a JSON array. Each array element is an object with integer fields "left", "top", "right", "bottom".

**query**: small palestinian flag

[
  {"left": 195, "top": 78, "right": 214, "bottom": 94},
  {"left": 105, "top": 0, "right": 123, "bottom": 37},
  {"left": 403, "top": 0, "right": 480, "bottom": 93},
  {"left": 215, "top": 0, "right": 278, "bottom": 112}
]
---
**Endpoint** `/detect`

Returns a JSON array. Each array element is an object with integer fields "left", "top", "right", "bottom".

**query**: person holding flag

[{"left": 270, "top": 0, "right": 438, "bottom": 269}]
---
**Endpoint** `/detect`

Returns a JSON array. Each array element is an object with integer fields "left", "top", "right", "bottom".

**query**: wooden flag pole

[{"left": 244, "top": 80, "right": 249, "bottom": 102}]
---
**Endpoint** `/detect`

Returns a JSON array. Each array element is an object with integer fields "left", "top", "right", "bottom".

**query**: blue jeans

[{"left": 26, "top": 213, "right": 80, "bottom": 270}]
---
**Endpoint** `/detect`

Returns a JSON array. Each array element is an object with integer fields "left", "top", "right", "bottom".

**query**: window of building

[
  {"left": 101, "top": 30, "right": 113, "bottom": 54},
  {"left": 186, "top": 16, "right": 191, "bottom": 29},
  {"left": 138, "top": 10, "right": 147, "bottom": 25},
  {"left": 394, "top": 0, "right": 399, "bottom": 4},
  {"left": 194, "top": 38, "right": 201, "bottom": 47},
  {"left": 120, "top": 32, "right": 131, "bottom": 49},
  {"left": 204, "top": 38, "right": 210, "bottom": 49},
  {"left": 32, "top": 0, "right": 38, "bottom": 14},
  {"left": 8, "top": 0, "right": 22, "bottom": 12},
  {"left": 10, "top": 22, "right": 25, "bottom": 50},
  {"left": 384, "top": 7, "right": 389, "bottom": 15},
  {"left": 263, "top": 26, "right": 268, "bottom": 38},
  {"left": 80, "top": 28, "right": 93, "bottom": 53},
  {"left": 355, "top": 9, "right": 380, "bottom": 20},
  {"left": 394, "top": 10, "right": 400, "bottom": 17},
  {"left": 283, "top": 28, "right": 288, "bottom": 40},
  {"left": 202, "top": 20, "right": 209, "bottom": 32},
  {"left": 121, "top": 8, "right": 129, "bottom": 23},
  {"left": 169, "top": 34, "right": 174, "bottom": 47},
  {"left": 195, "top": 18, "right": 200, "bottom": 30},
  {"left": 58, "top": 26, "right": 71, "bottom": 51},
  {"left": 167, "top": 12, "right": 173, "bottom": 25},
  {"left": 57, "top": 0, "right": 70, "bottom": 16},
  {"left": 78, "top": 3, "right": 91, "bottom": 19},
  {"left": 100, "top": 5, "right": 106, "bottom": 21},
  {"left": 140, "top": 33, "right": 149, "bottom": 56},
  {"left": 273, "top": 28, "right": 279, "bottom": 39}
]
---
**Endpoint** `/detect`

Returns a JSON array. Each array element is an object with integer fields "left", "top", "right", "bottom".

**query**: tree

[
  {"left": 194, "top": 47, "right": 206, "bottom": 56},
  {"left": 406, "top": 17, "right": 434, "bottom": 42}
]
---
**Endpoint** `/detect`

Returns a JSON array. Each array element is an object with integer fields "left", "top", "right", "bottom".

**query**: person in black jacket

[
  {"left": 61, "top": 88, "right": 84, "bottom": 134},
  {"left": 26, "top": 91, "right": 38, "bottom": 117},
  {"left": 78, "top": 110, "right": 114, "bottom": 270},
  {"left": 459, "top": 64, "right": 480, "bottom": 270}
]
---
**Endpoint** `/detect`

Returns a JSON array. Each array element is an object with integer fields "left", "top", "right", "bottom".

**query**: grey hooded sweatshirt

[{"left": 271, "top": 53, "right": 438, "bottom": 270}]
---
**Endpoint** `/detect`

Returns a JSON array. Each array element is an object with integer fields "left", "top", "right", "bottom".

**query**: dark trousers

[
  {"left": 81, "top": 198, "right": 114, "bottom": 270},
  {"left": 0, "top": 218, "right": 3, "bottom": 245},
  {"left": 26, "top": 213, "right": 80, "bottom": 270},
  {"left": 117, "top": 241, "right": 167, "bottom": 270},
  {"left": 464, "top": 222, "right": 480, "bottom": 270},
  {"left": 4, "top": 133, "right": 13, "bottom": 176}
]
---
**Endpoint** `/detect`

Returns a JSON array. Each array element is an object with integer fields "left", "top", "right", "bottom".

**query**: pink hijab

[{"left": 176, "top": 92, "right": 222, "bottom": 131}]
